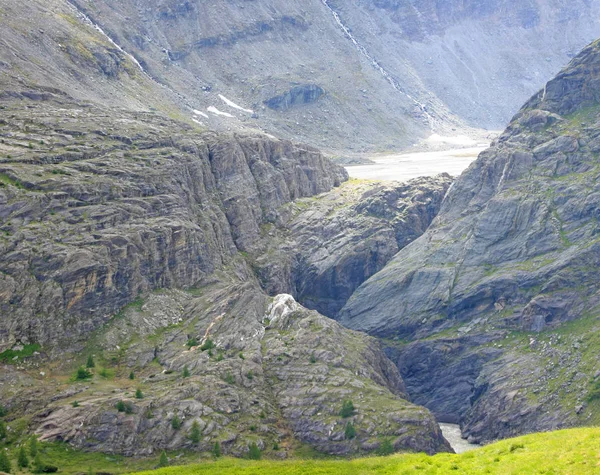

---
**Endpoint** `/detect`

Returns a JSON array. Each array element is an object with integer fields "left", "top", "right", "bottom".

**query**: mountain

[
  {"left": 340, "top": 39, "right": 600, "bottom": 442},
  {"left": 3, "top": 0, "right": 600, "bottom": 153}
]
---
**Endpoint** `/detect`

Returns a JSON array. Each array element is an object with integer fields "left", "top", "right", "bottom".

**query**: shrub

[
  {"left": 86, "top": 355, "right": 95, "bottom": 368},
  {"left": 586, "top": 380, "right": 600, "bottom": 402},
  {"left": 18, "top": 445, "right": 29, "bottom": 468},
  {"left": 0, "top": 420, "right": 6, "bottom": 440},
  {"left": 0, "top": 450, "right": 11, "bottom": 473},
  {"left": 98, "top": 367, "right": 108, "bottom": 378},
  {"left": 0, "top": 450, "right": 11, "bottom": 472},
  {"left": 273, "top": 442, "right": 280, "bottom": 451},
  {"left": 116, "top": 401, "right": 133, "bottom": 414},
  {"left": 189, "top": 420, "right": 201, "bottom": 443},
  {"left": 72, "top": 401, "right": 79, "bottom": 408},
  {"left": 310, "top": 354, "right": 317, "bottom": 364},
  {"left": 182, "top": 365, "right": 190, "bottom": 378},
  {"left": 129, "top": 371, "right": 135, "bottom": 380},
  {"left": 340, "top": 400, "right": 355, "bottom": 418},
  {"left": 75, "top": 367, "right": 92, "bottom": 380},
  {"left": 29, "top": 437, "right": 38, "bottom": 457},
  {"left": 200, "top": 339, "right": 215, "bottom": 351},
  {"left": 345, "top": 422, "right": 356, "bottom": 440},
  {"left": 246, "top": 371, "right": 254, "bottom": 380},
  {"left": 158, "top": 451, "right": 169, "bottom": 467},
  {"left": 135, "top": 389, "right": 144, "bottom": 399},
  {"left": 32, "top": 453, "right": 58, "bottom": 473},
  {"left": 224, "top": 372, "right": 235, "bottom": 384},
  {"left": 509, "top": 443, "right": 525, "bottom": 453},
  {"left": 376, "top": 438, "right": 395, "bottom": 456},
  {"left": 171, "top": 415, "right": 182, "bottom": 430},
  {"left": 186, "top": 337, "right": 198, "bottom": 348},
  {"left": 213, "top": 441, "right": 221, "bottom": 458},
  {"left": 248, "top": 442, "right": 261, "bottom": 460},
  {"left": 0, "top": 406, "right": 6, "bottom": 417}
]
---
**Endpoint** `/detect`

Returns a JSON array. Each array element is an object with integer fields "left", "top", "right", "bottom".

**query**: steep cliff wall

[{"left": 341, "top": 40, "right": 600, "bottom": 442}]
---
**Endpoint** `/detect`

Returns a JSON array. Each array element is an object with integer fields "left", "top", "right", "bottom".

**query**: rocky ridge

[
  {"left": 0, "top": 89, "right": 450, "bottom": 456},
  {"left": 340, "top": 39, "right": 600, "bottom": 442}
]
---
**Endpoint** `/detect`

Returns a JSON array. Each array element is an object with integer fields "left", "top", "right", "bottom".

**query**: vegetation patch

[{"left": 0, "top": 343, "right": 41, "bottom": 362}]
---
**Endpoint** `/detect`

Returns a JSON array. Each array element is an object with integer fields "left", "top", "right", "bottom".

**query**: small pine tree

[
  {"left": 213, "top": 441, "right": 221, "bottom": 458},
  {"left": 376, "top": 438, "right": 394, "bottom": 456},
  {"left": 0, "top": 406, "right": 6, "bottom": 417},
  {"left": 115, "top": 401, "right": 126, "bottom": 412},
  {"left": 182, "top": 365, "right": 190, "bottom": 378},
  {"left": 33, "top": 453, "right": 43, "bottom": 473},
  {"left": 72, "top": 400, "right": 80, "bottom": 408},
  {"left": 171, "top": 414, "right": 182, "bottom": 430},
  {"left": 86, "top": 355, "right": 95, "bottom": 368},
  {"left": 158, "top": 451, "right": 169, "bottom": 467},
  {"left": 189, "top": 420, "right": 201, "bottom": 443},
  {"left": 0, "top": 450, "right": 11, "bottom": 473},
  {"left": 29, "top": 436, "right": 38, "bottom": 457},
  {"left": 340, "top": 400, "right": 355, "bottom": 418},
  {"left": 0, "top": 420, "right": 6, "bottom": 440},
  {"left": 248, "top": 442, "right": 261, "bottom": 460},
  {"left": 200, "top": 339, "right": 215, "bottom": 351},
  {"left": 135, "top": 388, "right": 144, "bottom": 399},
  {"left": 129, "top": 371, "right": 135, "bottom": 380},
  {"left": 344, "top": 421, "right": 356, "bottom": 440},
  {"left": 75, "top": 367, "right": 92, "bottom": 380},
  {"left": 18, "top": 445, "right": 29, "bottom": 468}
]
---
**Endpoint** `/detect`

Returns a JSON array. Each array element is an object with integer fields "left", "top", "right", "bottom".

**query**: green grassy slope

[{"left": 130, "top": 427, "right": 600, "bottom": 475}]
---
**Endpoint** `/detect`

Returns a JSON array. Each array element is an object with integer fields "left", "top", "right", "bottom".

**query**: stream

[{"left": 439, "top": 423, "right": 481, "bottom": 454}]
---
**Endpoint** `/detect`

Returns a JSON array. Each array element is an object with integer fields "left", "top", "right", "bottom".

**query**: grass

[
  {"left": 126, "top": 427, "right": 600, "bottom": 474},
  {"left": 0, "top": 343, "right": 41, "bottom": 362}
]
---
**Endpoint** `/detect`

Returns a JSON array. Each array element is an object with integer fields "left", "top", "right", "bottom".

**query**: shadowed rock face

[
  {"left": 246, "top": 175, "right": 453, "bottom": 317},
  {"left": 340, "top": 40, "right": 600, "bottom": 442},
  {"left": 265, "top": 85, "right": 325, "bottom": 111}
]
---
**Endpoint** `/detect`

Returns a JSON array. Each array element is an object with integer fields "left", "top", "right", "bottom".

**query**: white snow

[
  {"left": 207, "top": 106, "right": 235, "bottom": 118},
  {"left": 192, "top": 118, "right": 205, "bottom": 126},
  {"left": 192, "top": 109, "right": 209, "bottom": 118},
  {"left": 218, "top": 94, "right": 254, "bottom": 114}
]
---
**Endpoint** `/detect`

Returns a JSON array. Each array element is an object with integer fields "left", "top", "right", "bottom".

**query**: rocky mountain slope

[
  {"left": 340, "top": 39, "right": 600, "bottom": 442},
  {"left": 3, "top": 0, "right": 599, "bottom": 153},
  {"left": 0, "top": 57, "right": 450, "bottom": 458}
]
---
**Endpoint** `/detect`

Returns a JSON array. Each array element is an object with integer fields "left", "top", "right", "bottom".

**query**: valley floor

[{"left": 345, "top": 146, "right": 486, "bottom": 182}]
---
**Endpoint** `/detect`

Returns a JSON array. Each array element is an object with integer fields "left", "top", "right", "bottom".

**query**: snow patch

[
  {"left": 219, "top": 94, "right": 254, "bottom": 114},
  {"left": 207, "top": 106, "right": 235, "bottom": 118},
  {"left": 193, "top": 109, "right": 209, "bottom": 118},
  {"left": 192, "top": 118, "right": 205, "bottom": 126}
]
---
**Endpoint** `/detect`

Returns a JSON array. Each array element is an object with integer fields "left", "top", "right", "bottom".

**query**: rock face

[
  {"left": 2, "top": 284, "right": 449, "bottom": 457},
  {"left": 248, "top": 175, "right": 452, "bottom": 317},
  {"left": 265, "top": 85, "right": 325, "bottom": 111},
  {"left": 0, "top": 94, "right": 346, "bottom": 350},
  {"left": 0, "top": 72, "right": 449, "bottom": 457},
  {"left": 341, "top": 40, "right": 600, "bottom": 442},
  {"left": 5, "top": 0, "right": 599, "bottom": 152}
]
